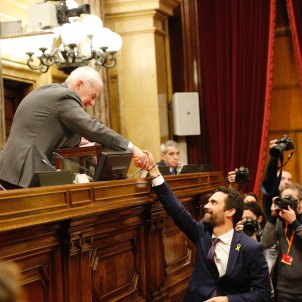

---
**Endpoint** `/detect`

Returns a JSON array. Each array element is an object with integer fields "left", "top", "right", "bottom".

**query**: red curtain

[
  {"left": 197, "top": 0, "right": 276, "bottom": 194},
  {"left": 287, "top": 0, "right": 302, "bottom": 86}
]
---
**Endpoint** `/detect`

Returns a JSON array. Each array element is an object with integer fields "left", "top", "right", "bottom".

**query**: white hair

[
  {"left": 160, "top": 140, "right": 179, "bottom": 153},
  {"left": 65, "top": 66, "right": 103, "bottom": 88}
]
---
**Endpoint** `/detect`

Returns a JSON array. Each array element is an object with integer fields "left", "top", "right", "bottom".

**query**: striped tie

[
  {"left": 207, "top": 237, "right": 220, "bottom": 263},
  {"left": 207, "top": 237, "right": 219, "bottom": 298}
]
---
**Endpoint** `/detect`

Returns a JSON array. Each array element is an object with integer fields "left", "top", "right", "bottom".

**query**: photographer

[
  {"left": 261, "top": 137, "right": 294, "bottom": 301},
  {"left": 236, "top": 201, "right": 267, "bottom": 242},
  {"left": 262, "top": 138, "right": 293, "bottom": 218},
  {"left": 262, "top": 183, "right": 302, "bottom": 302}
]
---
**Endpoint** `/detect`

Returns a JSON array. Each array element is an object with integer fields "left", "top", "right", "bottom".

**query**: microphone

[
  {"left": 41, "top": 158, "right": 57, "bottom": 171},
  {"left": 52, "top": 152, "right": 93, "bottom": 177}
]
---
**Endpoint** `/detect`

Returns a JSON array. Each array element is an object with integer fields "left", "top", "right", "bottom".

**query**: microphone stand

[
  {"left": 52, "top": 152, "right": 93, "bottom": 177},
  {"left": 41, "top": 158, "right": 57, "bottom": 171}
]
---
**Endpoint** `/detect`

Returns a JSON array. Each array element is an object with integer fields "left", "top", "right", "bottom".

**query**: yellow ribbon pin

[{"left": 235, "top": 244, "right": 241, "bottom": 251}]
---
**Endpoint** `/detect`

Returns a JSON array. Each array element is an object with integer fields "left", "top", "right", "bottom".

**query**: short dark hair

[
  {"left": 214, "top": 186, "right": 244, "bottom": 225},
  {"left": 244, "top": 201, "right": 267, "bottom": 228},
  {"left": 244, "top": 192, "right": 258, "bottom": 203}
]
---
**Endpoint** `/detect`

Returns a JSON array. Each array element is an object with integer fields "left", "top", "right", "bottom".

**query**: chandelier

[{"left": 25, "top": 1, "right": 123, "bottom": 74}]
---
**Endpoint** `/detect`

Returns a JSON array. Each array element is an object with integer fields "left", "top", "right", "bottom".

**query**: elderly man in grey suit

[{"left": 0, "top": 66, "right": 148, "bottom": 189}]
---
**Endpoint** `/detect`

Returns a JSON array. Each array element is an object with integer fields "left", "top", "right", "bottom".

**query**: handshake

[{"left": 132, "top": 149, "right": 159, "bottom": 175}]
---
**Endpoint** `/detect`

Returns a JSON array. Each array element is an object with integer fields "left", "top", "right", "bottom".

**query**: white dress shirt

[
  {"left": 152, "top": 176, "right": 234, "bottom": 277},
  {"left": 213, "top": 228, "right": 234, "bottom": 277}
]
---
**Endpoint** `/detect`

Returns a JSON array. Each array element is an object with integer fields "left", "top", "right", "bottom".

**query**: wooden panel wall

[{"left": 268, "top": 0, "right": 302, "bottom": 185}]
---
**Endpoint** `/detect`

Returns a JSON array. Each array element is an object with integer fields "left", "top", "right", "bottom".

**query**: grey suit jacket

[{"left": 0, "top": 83, "right": 129, "bottom": 187}]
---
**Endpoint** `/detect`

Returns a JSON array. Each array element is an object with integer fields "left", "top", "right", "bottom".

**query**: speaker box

[{"left": 171, "top": 92, "right": 201, "bottom": 136}]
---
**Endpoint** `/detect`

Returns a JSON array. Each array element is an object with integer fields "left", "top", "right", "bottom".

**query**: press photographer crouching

[
  {"left": 261, "top": 183, "right": 302, "bottom": 302},
  {"left": 236, "top": 202, "right": 267, "bottom": 241}
]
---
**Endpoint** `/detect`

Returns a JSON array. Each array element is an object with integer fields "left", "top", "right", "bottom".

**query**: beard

[{"left": 203, "top": 210, "right": 225, "bottom": 228}]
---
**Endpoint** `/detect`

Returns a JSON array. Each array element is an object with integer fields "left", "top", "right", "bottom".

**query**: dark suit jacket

[
  {"left": 153, "top": 182, "right": 271, "bottom": 302},
  {"left": 0, "top": 83, "right": 129, "bottom": 187},
  {"left": 157, "top": 160, "right": 177, "bottom": 174}
]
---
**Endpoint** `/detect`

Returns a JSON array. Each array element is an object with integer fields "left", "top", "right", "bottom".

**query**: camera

[
  {"left": 235, "top": 166, "right": 250, "bottom": 185},
  {"left": 243, "top": 217, "right": 259, "bottom": 237},
  {"left": 270, "top": 135, "right": 294, "bottom": 158},
  {"left": 274, "top": 195, "right": 297, "bottom": 212}
]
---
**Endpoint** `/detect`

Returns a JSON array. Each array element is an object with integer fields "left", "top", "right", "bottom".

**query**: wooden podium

[{"left": 0, "top": 172, "right": 223, "bottom": 302}]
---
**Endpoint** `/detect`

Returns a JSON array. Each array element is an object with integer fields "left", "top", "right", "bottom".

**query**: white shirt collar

[{"left": 212, "top": 228, "right": 234, "bottom": 245}]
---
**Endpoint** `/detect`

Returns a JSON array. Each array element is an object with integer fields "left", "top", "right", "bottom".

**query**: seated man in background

[
  {"left": 135, "top": 150, "right": 271, "bottom": 302},
  {"left": 157, "top": 140, "right": 184, "bottom": 174},
  {"left": 262, "top": 183, "right": 302, "bottom": 302}
]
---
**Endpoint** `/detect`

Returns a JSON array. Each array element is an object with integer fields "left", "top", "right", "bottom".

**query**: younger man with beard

[{"left": 135, "top": 151, "right": 271, "bottom": 302}]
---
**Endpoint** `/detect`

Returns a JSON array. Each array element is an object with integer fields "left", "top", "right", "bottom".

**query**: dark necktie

[
  {"left": 171, "top": 168, "right": 177, "bottom": 175},
  {"left": 207, "top": 237, "right": 220, "bottom": 298},
  {"left": 207, "top": 237, "right": 220, "bottom": 263}
]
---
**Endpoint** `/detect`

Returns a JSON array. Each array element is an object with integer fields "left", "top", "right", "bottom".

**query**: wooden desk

[{"left": 0, "top": 172, "right": 223, "bottom": 302}]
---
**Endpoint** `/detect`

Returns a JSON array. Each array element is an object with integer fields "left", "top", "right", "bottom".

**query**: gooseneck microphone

[
  {"left": 52, "top": 152, "right": 93, "bottom": 177},
  {"left": 41, "top": 158, "right": 57, "bottom": 171}
]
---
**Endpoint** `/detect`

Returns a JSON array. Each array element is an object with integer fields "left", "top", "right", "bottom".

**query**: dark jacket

[{"left": 153, "top": 181, "right": 271, "bottom": 302}]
